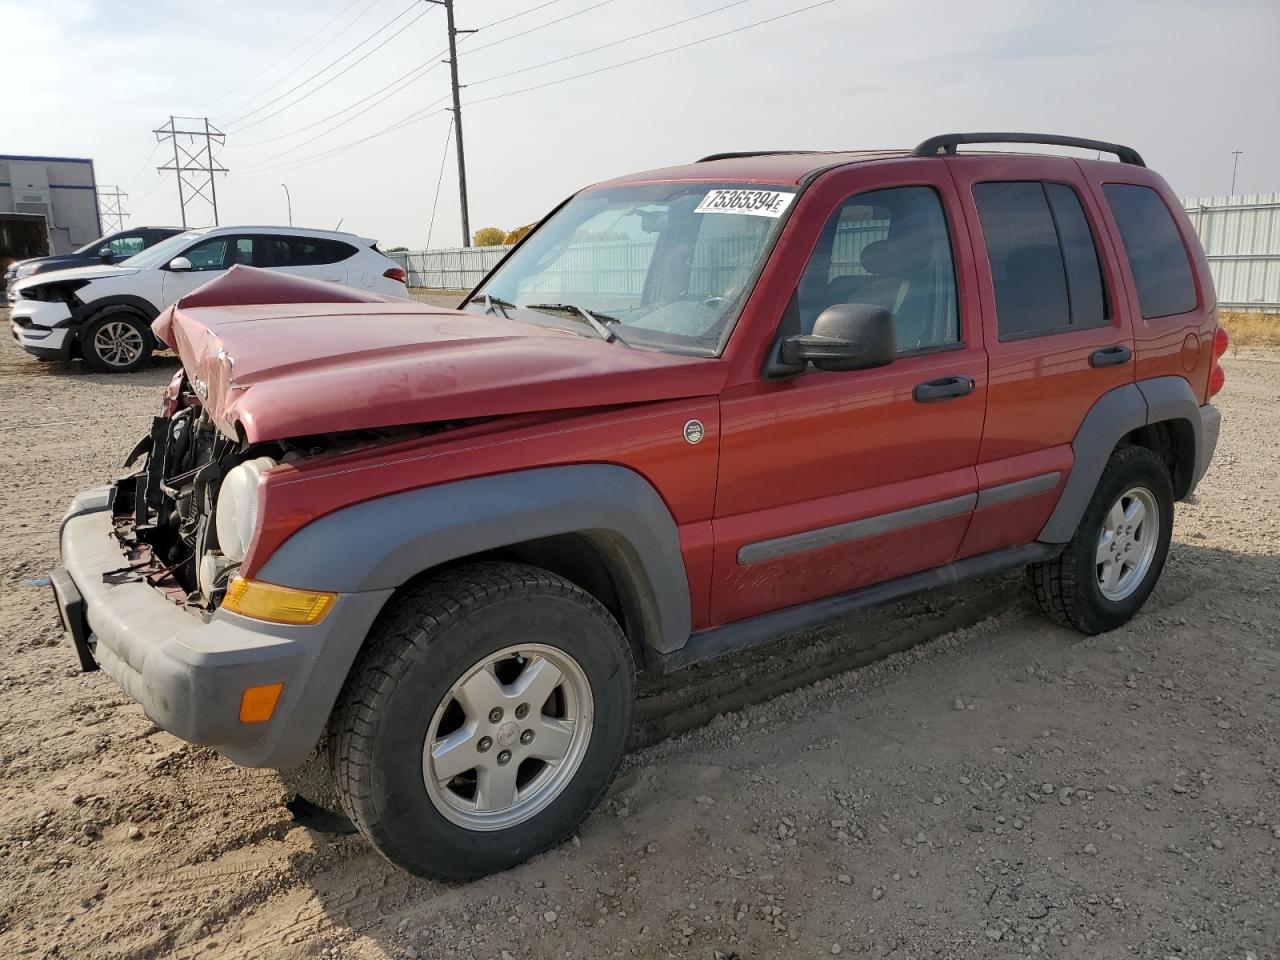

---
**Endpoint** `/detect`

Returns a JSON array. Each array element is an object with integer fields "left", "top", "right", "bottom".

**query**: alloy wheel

[
  {"left": 423, "top": 643, "right": 594, "bottom": 831},
  {"left": 1096, "top": 485, "right": 1159, "bottom": 601},
  {"left": 93, "top": 320, "right": 145, "bottom": 367}
]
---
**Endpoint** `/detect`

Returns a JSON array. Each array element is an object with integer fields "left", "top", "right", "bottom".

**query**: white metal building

[
  {"left": 1182, "top": 193, "right": 1280, "bottom": 313},
  {"left": 0, "top": 154, "right": 101, "bottom": 254}
]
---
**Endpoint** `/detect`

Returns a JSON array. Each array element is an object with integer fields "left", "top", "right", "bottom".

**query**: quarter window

[
  {"left": 1102, "top": 184, "right": 1197, "bottom": 318},
  {"left": 795, "top": 186, "right": 959, "bottom": 352},
  {"left": 972, "top": 181, "right": 1109, "bottom": 339}
]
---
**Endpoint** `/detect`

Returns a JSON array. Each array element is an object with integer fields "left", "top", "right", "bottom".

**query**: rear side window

[
  {"left": 1102, "top": 184, "right": 1197, "bottom": 318},
  {"left": 258, "top": 236, "right": 356, "bottom": 267},
  {"left": 972, "top": 181, "right": 1109, "bottom": 339}
]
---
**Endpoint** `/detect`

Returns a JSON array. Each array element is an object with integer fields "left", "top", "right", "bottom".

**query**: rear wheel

[
  {"left": 329, "top": 561, "right": 634, "bottom": 880},
  {"left": 81, "top": 308, "right": 153, "bottom": 373},
  {"left": 1027, "top": 444, "right": 1173, "bottom": 634}
]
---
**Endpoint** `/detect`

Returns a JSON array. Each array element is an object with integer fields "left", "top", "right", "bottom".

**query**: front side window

[
  {"left": 471, "top": 182, "right": 792, "bottom": 354},
  {"left": 1102, "top": 183, "right": 1197, "bottom": 318},
  {"left": 121, "top": 231, "right": 203, "bottom": 268},
  {"left": 181, "top": 236, "right": 252, "bottom": 271},
  {"left": 973, "top": 181, "right": 1109, "bottom": 339},
  {"left": 795, "top": 186, "right": 959, "bottom": 352},
  {"left": 105, "top": 235, "right": 146, "bottom": 258}
]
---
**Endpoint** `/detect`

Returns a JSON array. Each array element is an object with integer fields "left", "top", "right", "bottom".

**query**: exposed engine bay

[{"left": 110, "top": 373, "right": 437, "bottom": 611}]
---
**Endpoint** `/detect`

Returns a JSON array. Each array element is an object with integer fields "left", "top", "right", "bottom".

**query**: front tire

[
  {"left": 1027, "top": 444, "right": 1174, "bottom": 634},
  {"left": 329, "top": 562, "right": 634, "bottom": 880},
  {"left": 81, "top": 308, "right": 153, "bottom": 373}
]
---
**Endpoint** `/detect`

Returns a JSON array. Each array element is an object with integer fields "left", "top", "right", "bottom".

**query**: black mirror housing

[{"left": 779, "top": 303, "right": 897, "bottom": 372}]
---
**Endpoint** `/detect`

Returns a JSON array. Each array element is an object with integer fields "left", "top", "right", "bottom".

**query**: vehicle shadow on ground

[{"left": 263, "top": 538, "right": 1273, "bottom": 956}]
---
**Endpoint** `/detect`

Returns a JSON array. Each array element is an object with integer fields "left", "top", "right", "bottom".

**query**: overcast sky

[{"left": 6, "top": 0, "right": 1278, "bottom": 248}]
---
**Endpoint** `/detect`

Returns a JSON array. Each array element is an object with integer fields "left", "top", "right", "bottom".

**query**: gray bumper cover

[{"left": 58, "top": 489, "right": 391, "bottom": 767}]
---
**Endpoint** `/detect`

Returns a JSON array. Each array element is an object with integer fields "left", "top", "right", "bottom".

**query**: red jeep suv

[{"left": 51, "top": 133, "right": 1225, "bottom": 879}]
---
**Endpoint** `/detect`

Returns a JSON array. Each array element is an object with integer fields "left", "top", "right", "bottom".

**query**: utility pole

[
  {"left": 97, "top": 186, "right": 129, "bottom": 233},
  {"left": 154, "top": 115, "right": 228, "bottom": 228},
  {"left": 428, "top": 0, "right": 474, "bottom": 246},
  {"left": 1230, "top": 150, "right": 1243, "bottom": 196}
]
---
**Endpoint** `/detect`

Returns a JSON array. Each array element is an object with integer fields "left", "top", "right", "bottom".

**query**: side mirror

[
  {"left": 98, "top": 247, "right": 114, "bottom": 261},
  {"left": 779, "top": 303, "right": 897, "bottom": 372},
  {"left": 168, "top": 256, "right": 193, "bottom": 272}
]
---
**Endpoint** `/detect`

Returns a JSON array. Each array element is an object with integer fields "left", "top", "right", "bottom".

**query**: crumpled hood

[
  {"left": 157, "top": 291, "right": 726, "bottom": 443},
  {"left": 15, "top": 262, "right": 139, "bottom": 288}
]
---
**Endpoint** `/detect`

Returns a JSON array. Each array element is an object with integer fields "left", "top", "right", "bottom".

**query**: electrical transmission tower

[
  {"left": 154, "top": 116, "right": 228, "bottom": 228},
  {"left": 98, "top": 186, "right": 129, "bottom": 233}
]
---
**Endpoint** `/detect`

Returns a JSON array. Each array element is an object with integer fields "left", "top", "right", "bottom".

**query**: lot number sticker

[{"left": 694, "top": 189, "right": 795, "bottom": 218}]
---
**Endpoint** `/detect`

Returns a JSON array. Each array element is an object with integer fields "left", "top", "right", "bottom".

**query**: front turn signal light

[{"left": 222, "top": 577, "right": 336, "bottom": 625}]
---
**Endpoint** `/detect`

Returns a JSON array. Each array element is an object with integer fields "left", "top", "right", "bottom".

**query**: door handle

[
  {"left": 1089, "top": 345, "right": 1132, "bottom": 368},
  {"left": 913, "top": 375, "right": 975, "bottom": 403}
]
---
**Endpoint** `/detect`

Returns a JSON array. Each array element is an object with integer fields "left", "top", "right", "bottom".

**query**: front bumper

[
  {"left": 11, "top": 298, "right": 74, "bottom": 360},
  {"left": 56, "top": 488, "right": 392, "bottom": 767}
]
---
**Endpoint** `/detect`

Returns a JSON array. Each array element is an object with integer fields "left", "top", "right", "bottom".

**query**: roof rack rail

[
  {"left": 696, "top": 150, "right": 818, "bottom": 163},
  {"left": 913, "top": 132, "right": 1145, "bottom": 167}
]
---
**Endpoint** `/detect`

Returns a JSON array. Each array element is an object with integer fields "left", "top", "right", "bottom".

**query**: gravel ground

[{"left": 0, "top": 310, "right": 1276, "bottom": 960}]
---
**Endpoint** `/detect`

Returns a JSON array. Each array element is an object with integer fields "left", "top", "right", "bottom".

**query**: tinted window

[
  {"left": 105, "top": 235, "right": 146, "bottom": 257},
  {"left": 973, "top": 182, "right": 1110, "bottom": 338},
  {"left": 796, "top": 186, "right": 959, "bottom": 351},
  {"left": 260, "top": 236, "right": 357, "bottom": 267},
  {"left": 1046, "top": 184, "right": 1108, "bottom": 327},
  {"left": 1103, "top": 184, "right": 1197, "bottom": 318}
]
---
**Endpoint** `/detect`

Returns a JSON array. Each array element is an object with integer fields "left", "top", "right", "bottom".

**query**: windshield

[
  {"left": 121, "top": 231, "right": 205, "bottom": 269},
  {"left": 469, "top": 182, "right": 794, "bottom": 354}
]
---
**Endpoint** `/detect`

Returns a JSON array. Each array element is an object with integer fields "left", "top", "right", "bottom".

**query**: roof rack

[
  {"left": 913, "top": 132, "right": 1145, "bottom": 167},
  {"left": 696, "top": 150, "right": 818, "bottom": 163}
]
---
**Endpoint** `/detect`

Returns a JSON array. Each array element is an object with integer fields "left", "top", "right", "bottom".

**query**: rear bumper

[{"left": 57, "top": 489, "right": 391, "bottom": 767}]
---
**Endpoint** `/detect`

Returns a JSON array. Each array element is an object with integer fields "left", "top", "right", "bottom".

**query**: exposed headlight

[
  {"left": 15, "top": 263, "right": 38, "bottom": 279},
  {"left": 215, "top": 457, "right": 277, "bottom": 562}
]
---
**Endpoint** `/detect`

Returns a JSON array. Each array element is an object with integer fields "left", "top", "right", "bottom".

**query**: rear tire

[
  {"left": 1027, "top": 444, "right": 1173, "bottom": 634},
  {"left": 328, "top": 561, "right": 634, "bottom": 880}
]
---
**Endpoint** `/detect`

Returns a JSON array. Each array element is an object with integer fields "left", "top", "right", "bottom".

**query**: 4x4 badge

[{"left": 683, "top": 420, "right": 705, "bottom": 445}]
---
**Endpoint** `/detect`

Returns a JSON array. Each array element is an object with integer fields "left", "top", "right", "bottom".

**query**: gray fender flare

[
  {"left": 258, "top": 463, "right": 693, "bottom": 653},
  {"left": 1038, "top": 376, "right": 1206, "bottom": 543}
]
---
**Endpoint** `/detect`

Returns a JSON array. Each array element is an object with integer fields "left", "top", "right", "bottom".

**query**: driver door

[
  {"left": 160, "top": 235, "right": 253, "bottom": 306},
  {"left": 711, "top": 163, "right": 988, "bottom": 624}
]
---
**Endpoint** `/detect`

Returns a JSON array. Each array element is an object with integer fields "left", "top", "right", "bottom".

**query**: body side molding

[
  {"left": 257, "top": 464, "right": 693, "bottom": 654},
  {"left": 737, "top": 493, "right": 976, "bottom": 565}
]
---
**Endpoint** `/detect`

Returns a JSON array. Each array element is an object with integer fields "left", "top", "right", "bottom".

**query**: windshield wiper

[
  {"left": 467, "top": 293, "right": 515, "bottom": 319},
  {"left": 525, "top": 302, "right": 623, "bottom": 343}
]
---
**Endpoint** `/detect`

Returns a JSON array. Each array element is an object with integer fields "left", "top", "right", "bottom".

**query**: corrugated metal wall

[{"left": 1182, "top": 193, "right": 1280, "bottom": 312}]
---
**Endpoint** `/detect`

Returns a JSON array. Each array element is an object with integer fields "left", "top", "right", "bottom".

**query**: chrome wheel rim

[
  {"left": 93, "top": 320, "right": 144, "bottom": 367},
  {"left": 1096, "top": 486, "right": 1159, "bottom": 601},
  {"left": 423, "top": 643, "right": 594, "bottom": 831}
]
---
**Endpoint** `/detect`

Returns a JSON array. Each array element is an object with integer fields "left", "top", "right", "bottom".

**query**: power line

[
  {"left": 426, "top": 117, "right": 454, "bottom": 249},
  {"left": 236, "top": 104, "right": 450, "bottom": 178},
  {"left": 459, "top": 0, "right": 619, "bottom": 58},
  {"left": 472, "top": 0, "right": 565, "bottom": 31},
  {"left": 122, "top": 142, "right": 162, "bottom": 192},
  {"left": 222, "top": 0, "right": 431, "bottom": 130},
  {"left": 236, "top": 2, "right": 834, "bottom": 178},
  {"left": 202, "top": 0, "right": 372, "bottom": 110},
  {"left": 468, "top": 0, "right": 835, "bottom": 107},
  {"left": 469, "top": 0, "right": 754, "bottom": 89},
  {"left": 235, "top": 58, "right": 445, "bottom": 149}
]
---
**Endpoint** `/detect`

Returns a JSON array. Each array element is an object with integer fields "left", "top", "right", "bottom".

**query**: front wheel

[
  {"left": 81, "top": 308, "right": 153, "bottom": 373},
  {"left": 329, "top": 562, "right": 634, "bottom": 879},
  {"left": 1027, "top": 444, "right": 1174, "bottom": 634}
]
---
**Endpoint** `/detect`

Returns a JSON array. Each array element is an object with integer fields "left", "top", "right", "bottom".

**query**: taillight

[
  {"left": 1209, "top": 326, "right": 1228, "bottom": 397},
  {"left": 383, "top": 267, "right": 407, "bottom": 284}
]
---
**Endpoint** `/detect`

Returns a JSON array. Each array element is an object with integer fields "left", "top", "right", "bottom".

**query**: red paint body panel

[
  {"left": 156, "top": 147, "right": 1220, "bottom": 645},
  {"left": 162, "top": 295, "right": 725, "bottom": 444}
]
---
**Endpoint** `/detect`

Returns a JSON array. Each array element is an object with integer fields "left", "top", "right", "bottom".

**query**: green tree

[{"left": 473, "top": 226, "right": 506, "bottom": 246}]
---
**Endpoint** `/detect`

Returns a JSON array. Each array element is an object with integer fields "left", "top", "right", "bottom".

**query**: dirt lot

[{"left": 0, "top": 310, "right": 1277, "bottom": 960}]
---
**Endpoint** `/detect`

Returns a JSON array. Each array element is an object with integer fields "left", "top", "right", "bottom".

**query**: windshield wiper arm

[
  {"left": 468, "top": 293, "right": 514, "bottom": 318},
  {"left": 525, "top": 303, "right": 622, "bottom": 343}
]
